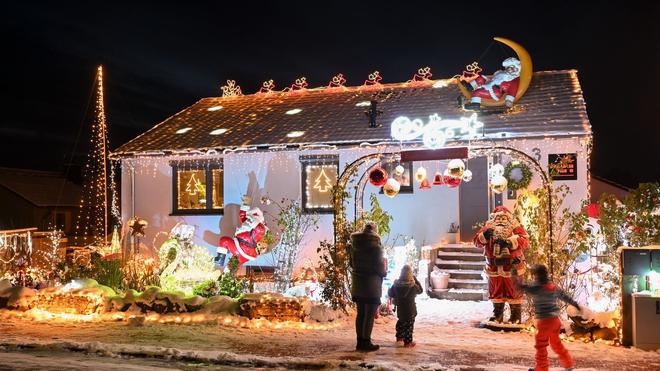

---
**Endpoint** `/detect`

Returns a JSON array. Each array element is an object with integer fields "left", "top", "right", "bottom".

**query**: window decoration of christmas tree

[{"left": 313, "top": 168, "right": 332, "bottom": 193}]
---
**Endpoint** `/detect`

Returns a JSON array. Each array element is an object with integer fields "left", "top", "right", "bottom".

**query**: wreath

[{"left": 504, "top": 161, "right": 532, "bottom": 190}]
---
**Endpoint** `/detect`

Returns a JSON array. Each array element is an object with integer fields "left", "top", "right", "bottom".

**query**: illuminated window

[
  {"left": 171, "top": 160, "right": 223, "bottom": 215},
  {"left": 300, "top": 155, "right": 338, "bottom": 213}
]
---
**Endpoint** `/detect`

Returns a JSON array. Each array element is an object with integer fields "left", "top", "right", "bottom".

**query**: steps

[{"left": 429, "top": 244, "right": 488, "bottom": 301}]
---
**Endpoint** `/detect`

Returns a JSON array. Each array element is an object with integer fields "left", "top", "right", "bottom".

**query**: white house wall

[{"left": 119, "top": 136, "right": 589, "bottom": 273}]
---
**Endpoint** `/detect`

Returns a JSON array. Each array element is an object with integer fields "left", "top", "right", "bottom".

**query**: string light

[
  {"left": 75, "top": 66, "right": 111, "bottom": 246},
  {"left": 327, "top": 73, "right": 347, "bottom": 89},
  {"left": 409, "top": 66, "right": 433, "bottom": 82},
  {"left": 258, "top": 79, "right": 276, "bottom": 94},
  {"left": 220, "top": 80, "right": 243, "bottom": 97}
]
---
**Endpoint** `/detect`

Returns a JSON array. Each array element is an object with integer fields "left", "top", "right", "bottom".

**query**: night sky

[{"left": 2, "top": 1, "right": 658, "bottom": 187}]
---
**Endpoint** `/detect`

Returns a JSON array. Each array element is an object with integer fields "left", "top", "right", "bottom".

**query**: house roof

[
  {"left": 112, "top": 70, "right": 591, "bottom": 157},
  {"left": 0, "top": 167, "right": 81, "bottom": 207}
]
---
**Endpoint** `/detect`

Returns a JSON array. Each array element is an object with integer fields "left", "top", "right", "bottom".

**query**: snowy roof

[
  {"left": 0, "top": 167, "right": 81, "bottom": 207},
  {"left": 112, "top": 70, "right": 591, "bottom": 157}
]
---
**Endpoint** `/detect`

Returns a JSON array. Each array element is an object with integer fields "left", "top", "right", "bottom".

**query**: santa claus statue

[
  {"left": 474, "top": 206, "right": 529, "bottom": 323},
  {"left": 462, "top": 57, "right": 521, "bottom": 110},
  {"left": 216, "top": 196, "right": 269, "bottom": 266}
]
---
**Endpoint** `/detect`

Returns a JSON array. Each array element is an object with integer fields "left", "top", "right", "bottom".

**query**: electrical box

[
  {"left": 632, "top": 294, "right": 660, "bottom": 350},
  {"left": 620, "top": 247, "right": 656, "bottom": 347}
]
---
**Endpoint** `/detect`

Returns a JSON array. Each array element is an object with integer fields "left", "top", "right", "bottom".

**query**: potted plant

[{"left": 447, "top": 222, "right": 460, "bottom": 244}]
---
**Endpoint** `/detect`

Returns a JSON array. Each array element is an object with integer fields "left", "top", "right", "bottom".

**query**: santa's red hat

[{"left": 491, "top": 206, "right": 512, "bottom": 215}]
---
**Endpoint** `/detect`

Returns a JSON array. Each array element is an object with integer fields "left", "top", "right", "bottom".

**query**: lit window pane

[
  {"left": 212, "top": 169, "right": 224, "bottom": 209},
  {"left": 177, "top": 169, "right": 207, "bottom": 209},
  {"left": 305, "top": 164, "right": 337, "bottom": 209}
]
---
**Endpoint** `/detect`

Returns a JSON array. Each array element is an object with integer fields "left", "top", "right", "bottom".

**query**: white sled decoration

[{"left": 390, "top": 113, "right": 483, "bottom": 149}]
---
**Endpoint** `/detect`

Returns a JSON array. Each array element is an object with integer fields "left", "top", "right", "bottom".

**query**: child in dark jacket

[
  {"left": 516, "top": 264, "right": 581, "bottom": 371},
  {"left": 387, "top": 265, "right": 423, "bottom": 348}
]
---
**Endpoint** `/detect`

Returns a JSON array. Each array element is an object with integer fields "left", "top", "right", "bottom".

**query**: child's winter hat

[{"left": 399, "top": 264, "right": 414, "bottom": 283}]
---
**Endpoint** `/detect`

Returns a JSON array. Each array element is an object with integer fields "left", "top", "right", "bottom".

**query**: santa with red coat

[
  {"left": 474, "top": 206, "right": 529, "bottom": 323},
  {"left": 462, "top": 57, "right": 521, "bottom": 109},
  {"left": 216, "top": 199, "right": 268, "bottom": 266}
]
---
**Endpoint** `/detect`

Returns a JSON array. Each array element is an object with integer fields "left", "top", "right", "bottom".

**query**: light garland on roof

[
  {"left": 327, "top": 73, "right": 347, "bottom": 88},
  {"left": 221, "top": 80, "right": 243, "bottom": 97}
]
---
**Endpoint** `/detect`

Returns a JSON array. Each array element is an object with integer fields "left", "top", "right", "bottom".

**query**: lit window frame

[
  {"left": 170, "top": 159, "right": 224, "bottom": 215},
  {"left": 300, "top": 155, "right": 339, "bottom": 214}
]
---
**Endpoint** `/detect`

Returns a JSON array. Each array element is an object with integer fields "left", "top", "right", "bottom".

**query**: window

[
  {"left": 379, "top": 160, "right": 414, "bottom": 194},
  {"left": 171, "top": 160, "right": 223, "bottom": 215},
  {"left": 300, "top": 155, "right": 338, "bottom": 213}
]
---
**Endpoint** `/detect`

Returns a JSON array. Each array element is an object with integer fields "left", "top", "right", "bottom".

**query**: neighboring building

[
  {"left": 0, "top": 167, "right": 81, "bottom": 236},
  {"left": 111, "top": 70, "right": 592, "bottom": 272},
  {"left": 591, "top": 175, "right": 630, "bottom": 203}
]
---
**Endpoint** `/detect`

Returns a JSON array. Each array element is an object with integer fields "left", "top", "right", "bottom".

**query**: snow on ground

[{"left": 0, "top": 297, "right": 658, "bottom": 370}]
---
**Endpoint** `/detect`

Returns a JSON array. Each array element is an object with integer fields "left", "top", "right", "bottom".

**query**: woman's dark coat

[
  {"left": 349, "top": 230, "right": 387, "bottom": 304},
  {"left": 387, "top": 278, "right": 423, "bottom": 319}
]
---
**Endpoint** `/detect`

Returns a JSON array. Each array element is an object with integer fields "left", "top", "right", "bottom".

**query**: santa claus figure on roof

[
  {"left": 462, "top": 57, "right": 521, "bottom": 110},
  {"left": 216, "top": 196, "right": 269, "bottom": 267},
  {"left": 474, "top": 206, "right": 529, "bottom": 324}
]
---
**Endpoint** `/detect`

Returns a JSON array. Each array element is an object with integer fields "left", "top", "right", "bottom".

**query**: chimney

[{"left": 365, "top": 100, "right": 382, "bottom": 128}]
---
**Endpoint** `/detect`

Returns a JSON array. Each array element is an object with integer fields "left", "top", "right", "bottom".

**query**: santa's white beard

[{"left": 493, "top": 224, "right": 514, "bottom": 240}]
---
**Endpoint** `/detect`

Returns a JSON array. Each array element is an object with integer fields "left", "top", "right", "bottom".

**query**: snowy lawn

[{"left": 0, "top": 298, "right": 658, "bottom": 370}]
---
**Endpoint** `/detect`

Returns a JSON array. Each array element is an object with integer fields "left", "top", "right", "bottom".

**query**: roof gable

[
  {"left": 113, "top": 70, "right": 591, "bottom": 157},
  {"left": 0, "top": 167, "right": 81, "bottom": 207}
]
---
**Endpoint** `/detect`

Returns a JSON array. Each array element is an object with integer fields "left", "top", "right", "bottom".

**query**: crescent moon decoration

[{"left": 457, "top": 37, "right": 533, "bottom": 107}]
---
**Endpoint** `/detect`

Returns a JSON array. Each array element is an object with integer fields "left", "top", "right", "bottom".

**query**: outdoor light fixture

[
  {"left": 286, "top": 131, "right": 305, "bottom": 138},
  {"left": 175, "top": 127, "right": 192, "bottom": 134},
  {"left": 209, "top": 128, "right": 228, "bottom": 135},
  {"left": 207, "top": 105, "right": 223, "bottom": 111},
  {"left": 285, "top": 108, "right": 302, "bottom": 115}
]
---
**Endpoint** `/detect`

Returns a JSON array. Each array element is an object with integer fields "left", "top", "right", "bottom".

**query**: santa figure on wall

[
  {"left": 216, "top": 196, "right": 269, "bottom": 266},
  {"left": 461, "top": 57, "right": 521, "bottom": 110},
  {"left": 474, "top": 206, "right": 529, "bottom": 324}
]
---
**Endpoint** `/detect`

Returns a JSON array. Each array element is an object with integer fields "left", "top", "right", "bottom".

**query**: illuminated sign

[{"left": 390, "top": 113, "right": 483, "bottom": 149}]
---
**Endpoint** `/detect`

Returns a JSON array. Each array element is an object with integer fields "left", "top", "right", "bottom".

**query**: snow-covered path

[{"left": 0, "top": 298, "right": 658, "bottom": 370}]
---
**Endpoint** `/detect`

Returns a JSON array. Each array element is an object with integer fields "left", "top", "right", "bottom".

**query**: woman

[{"left": 350, "top": 222, "right": 387, "bottom": 352}]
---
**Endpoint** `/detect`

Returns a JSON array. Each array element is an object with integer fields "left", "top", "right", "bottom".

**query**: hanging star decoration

[
  {"left": 221, "top": 80, "right": 243, "bottom": 97},
  {"left": 327, "top": 73, "right": 347, "bottom": 89},
  {"left": 128, "top": 217, "right": 148, "bottom": 237},
  {"left": 258, "top": 79, "right": 276, "bottom": 94}
]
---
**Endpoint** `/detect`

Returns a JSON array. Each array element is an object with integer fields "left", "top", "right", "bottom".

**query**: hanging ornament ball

[
  {"left": 394, "top": 165, "right": 405, "bottom": 176},
  {"left": 491, "top": 163, "right": 505, "bottom": 177},
  {"left": 415, "top": 166, "right": 427, "bottom": 182},
  {"left": 443, "top": 169, "right": 462, "bottom": 188},
  {"left": 490, "top": 175, "right": 508, "bottom": 194},
  {"left": 447, "top": 159, "right": 466, "bottom": 178},
  {"left": 368, "top": 167, "right": 388, "bottom": 187},
  {"left": 383, "top": 178, "right": 401, "bottom": 198},
  {"left": 462, "top": 169, "right": 473, "bottom": 182}
]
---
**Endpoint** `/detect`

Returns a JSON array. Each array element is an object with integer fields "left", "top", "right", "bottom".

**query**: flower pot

[
  {"left": 430, "top": 272, "right": 450, "bottom": 290},
  {"left": 447, "top": 232, "right": 460, "bottom": 244}
]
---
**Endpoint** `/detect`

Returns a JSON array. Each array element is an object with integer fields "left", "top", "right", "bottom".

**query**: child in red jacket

[{"left": 516, "top": 264, "right": 580, "bottom": 371}]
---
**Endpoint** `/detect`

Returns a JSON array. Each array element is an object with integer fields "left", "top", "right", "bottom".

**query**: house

[
  {"left": 0, "top": 167, "right": 81, "bottom": 236},
  {"left": 591, "top": 175, "right": 630, "bottom": 203},
  {"left": 110, "top": 70, "right": 591, "bottom": 276}
]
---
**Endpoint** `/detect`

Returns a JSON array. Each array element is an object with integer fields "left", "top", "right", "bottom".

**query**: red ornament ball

[
  {"left": 443, "top": 175, "right": 462, "bottom": 188},
  {"left": 369, "top": 167, "right": 388, "bottom": 187}
]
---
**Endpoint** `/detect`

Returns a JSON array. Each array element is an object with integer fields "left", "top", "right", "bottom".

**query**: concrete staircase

[{"left": 428, "top": 244, "right": 488, "bottom": 301}]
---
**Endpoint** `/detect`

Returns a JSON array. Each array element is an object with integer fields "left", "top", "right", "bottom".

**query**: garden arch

[{"left": 333, "top": 145, "right": 557, "bottom": 273}]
